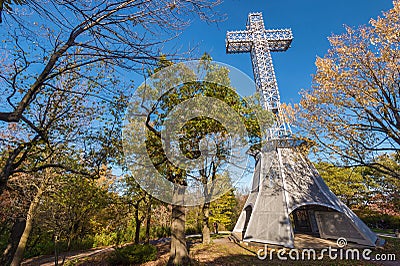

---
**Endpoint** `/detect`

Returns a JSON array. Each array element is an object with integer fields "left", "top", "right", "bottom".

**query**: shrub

[
  {"left": 24, "top": 239, "right": 55, "bottom": 258},
  {"left": 355, "top": 209, "right": 400, "bottom": 230},
  {"left": 93, "top": 231, "right": 118, "bottom": 247},
  {"left": 153, "top": 226, "right": 171, "bottom": 238},
  {"left": 107, "top": 244, "right": 157, "bottom": 265},
  {"left": 185, "top": 226, "right": 200, "bottom": 235}
]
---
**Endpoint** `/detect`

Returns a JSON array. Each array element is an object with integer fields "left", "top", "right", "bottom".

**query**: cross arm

[
  {"left": 263, "top": 29, "right": 293, "bottom": 51},
  {"left": 226, "top": 30, "right": 252, "bottom": 53}
]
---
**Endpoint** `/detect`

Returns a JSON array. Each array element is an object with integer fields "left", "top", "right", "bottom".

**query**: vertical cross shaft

[{"left": 226, "top": 12, "right": 293, "bottom": 139}]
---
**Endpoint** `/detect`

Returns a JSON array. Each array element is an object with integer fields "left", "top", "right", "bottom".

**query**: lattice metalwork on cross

[
  {"left": 226, "top": 12, "right": 293, "bottom": 140},
  {"left": 227, "top": 12, "right": 380, "bottom": 250}
]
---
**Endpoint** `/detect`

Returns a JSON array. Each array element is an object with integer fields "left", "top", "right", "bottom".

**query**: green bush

[
  {"left": 25, "top": 239, "right": 55, "bottom": 258},
  {"left": 108, "top": 244, "right": 157, "bottom": 265},
  {"left": 25, "top": 236, "right": 95, "bottom": 259},
  {"left": 93, "top": 231, "right": 118, "bottom": 247},
  {"left": 355, "top": 209, "right": 400, "bottom": 230},
  {"left": 0, "top": 228, "right": 10, "bottom": 257},
  {"left": 185, "top": 226, "right": 201, "bottom": 235},
  {"left": 93, "top": 227, "right": 140, "bottom": 247},
  {"left": 152, "top": 226, "right": 171, "bottom": 238}
]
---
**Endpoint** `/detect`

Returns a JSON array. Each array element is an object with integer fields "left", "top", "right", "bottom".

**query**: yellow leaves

[
  {"left": 167, "top": 1, "right": 177, "bottom": 10},
  {"left": 301, "top": 93, "right": 319, "bottom": 106},
  {"left": 328, "top": 35, "right": 344, "bottom": 48},
  {"left": 298, "top": 1, "right": 400, "bottom": 158},
  {"left": 279, "top": 103, "right": 298, "bottom": 125},
  {"left": 314, "top": 57, "right": 340, "bottom": 88},
  {"left": 315, "top": 56, "right": 332, "bottom": 69},
  {"left": 370, "top": 1, "right": 400, "bottom": 45}
]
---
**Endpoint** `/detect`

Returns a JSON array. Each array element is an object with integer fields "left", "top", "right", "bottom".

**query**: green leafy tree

[
  {"left": 39, "top": 173, "right": 113, "bottom": 249},
  {"left": 363, "top": 153, "right": 400, "bottom": 215},
  {"left": 315, "top": 162, "right": 375, "bottom": 207},
  {"left": 316, "top": 155, "right": 400, "bottom": 216},
  {"left": 209, "top": 188, "right": 238, "bottom": 231},
  {"left": 167, "top": 55, "right": 271, "bottom": 245},
  {"left": 122, "top": 179, "right": 153, "bottom": 244},
  {"left": 125, "top": 55, "right": 271, "bottom": 264},
  {"left": 124, "top": 57, "right": 194, "bottom": 265}
]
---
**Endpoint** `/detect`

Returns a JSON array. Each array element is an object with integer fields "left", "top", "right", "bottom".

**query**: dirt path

[
  {"left": 21, "top": 246, "right": 116, "bottom": 266},
  {"left": 141, "top": 236, "right": 259, "bottom": 266}
]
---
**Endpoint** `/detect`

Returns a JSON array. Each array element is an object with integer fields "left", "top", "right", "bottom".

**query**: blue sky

[
  {"left": 168, "top": 0, "right": 395, "bottom": 188},
  {"left": 173, "top": 0, "right": 394, "bottom": 105}
]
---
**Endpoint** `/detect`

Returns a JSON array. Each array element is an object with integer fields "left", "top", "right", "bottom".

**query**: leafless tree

[{"left": 0, "top": 0, "right": 223, "bottom": 190}]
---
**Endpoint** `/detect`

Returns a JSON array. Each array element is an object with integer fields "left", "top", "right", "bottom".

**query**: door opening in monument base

[
  {"left": 242, "top": 205, "right": 252, "bottom": 239},
  {"left": 290, "top": 205, "right": 338, "bottom": 237}
]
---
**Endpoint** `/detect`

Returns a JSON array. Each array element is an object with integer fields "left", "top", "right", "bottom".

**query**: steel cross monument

[
  {"left": 227, "top": 12, "right": 380, "bottom": 249},
  {"left": 226, "top": 12, "right": 293, "bottom": 140}
]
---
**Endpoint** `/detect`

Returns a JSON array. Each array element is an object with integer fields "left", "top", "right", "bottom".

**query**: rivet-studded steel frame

[{"left": 226, "top": 13, "right": 293, "bottom": 140}]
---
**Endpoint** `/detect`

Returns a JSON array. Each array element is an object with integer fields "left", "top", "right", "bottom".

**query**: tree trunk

[
  {"left": 201, "top": 202, "right": 211, "bottom": 244},
  {"left": 200, "top": 167, "right": 214, "bottom": 245},
  {"left": 1, "top": 218, "right": 25, "bottom": 265},
  {"left": 134, "top": 204, "right": 141, "bottom": 244},
  {"left": 145, "top": 196, "right": 152, "bottom": 244},
  {"left": 11, "top": 183, "right": 45, "bottom": 266},
  {"left": 168, "top": 187, "right": 189, "bottom": 265}
]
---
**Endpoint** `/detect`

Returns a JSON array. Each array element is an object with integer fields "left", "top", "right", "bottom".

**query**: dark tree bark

[
  {"left": 168, "top": 204, "right": 189, "bottom": 265},
  {"left": 11, "top": 182, "right": 45, "bottom": 266},
  {"left": 145, "top": 195, "right": 152, "bottom": 244},
  {"left": 168, "top": 187, "right": 189, "bottom": 265},
  {"left": 201, "top": 202, "right": 211, "bottom": 245},
  {"left": 134, "top": 202, "right": 141, "bottom": 244},
  {"left": 1, "top": 218, "right": 25, "bottom": 266},
  {"left": 199, "top": 165, "right": 216, "bottom": 245}
]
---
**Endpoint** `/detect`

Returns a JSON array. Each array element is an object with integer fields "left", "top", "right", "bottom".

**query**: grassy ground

[
  {"left": 188, "top": 235, "right": 399, "bottom": 265},
  {"left": 25, "top": 234, "right": 400, "bottom": 265},
  {"left": 373, "top": 228, "right": 397, "bottom": 234}
]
